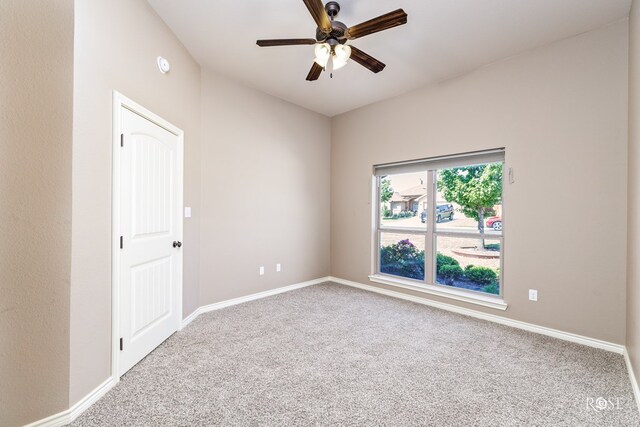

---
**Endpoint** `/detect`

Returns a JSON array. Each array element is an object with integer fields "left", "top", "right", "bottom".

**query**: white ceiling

[{"left": 148, "top": 0, "right": 631, "bottom": 117}]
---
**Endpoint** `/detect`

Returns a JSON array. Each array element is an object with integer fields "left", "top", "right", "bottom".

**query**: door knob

[{"left": 173, "top": 241, "right": 182, "bottom": 248}]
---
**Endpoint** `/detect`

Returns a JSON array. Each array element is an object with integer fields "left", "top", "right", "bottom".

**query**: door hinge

[
  {"left": 120, "top": 133, "right": 124, "bottom": 147},
  {"left": 120, "top": 337, "right": 123, "bottom": 351},
  {"left": 120, "top": 236, "right": 123, "bottom": 249}
]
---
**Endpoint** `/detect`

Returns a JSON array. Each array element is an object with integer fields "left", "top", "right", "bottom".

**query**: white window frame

[{"left": 370, "top": 150, "right": 508, "bottom": 311}]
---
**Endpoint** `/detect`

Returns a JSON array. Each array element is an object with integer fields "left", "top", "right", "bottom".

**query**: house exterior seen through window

[{"left": 374, "top": 150, "right": 505, "bottom": 299}]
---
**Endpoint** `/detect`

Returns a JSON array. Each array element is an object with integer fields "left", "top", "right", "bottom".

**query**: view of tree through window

[{"left": 376, "top": 152, "right": 504, "bottom": 297}]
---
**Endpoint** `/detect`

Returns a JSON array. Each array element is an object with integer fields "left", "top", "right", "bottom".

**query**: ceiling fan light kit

[
  {"left": 314, "top": 43, "right": 351, "bottom": 71},
  {"left": 256, "top": 0, "right": 407, "bottom": 81}
]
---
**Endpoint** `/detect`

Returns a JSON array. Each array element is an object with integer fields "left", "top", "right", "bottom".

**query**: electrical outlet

[
  {"left": 259, "top": 266, "right": 265, "bottom": 276},
  {"left": 529, "top": 289, "right": 538, "bottom": 301},
  {"left": 276, "top": 263, "right": 281, "bottom": 272}
]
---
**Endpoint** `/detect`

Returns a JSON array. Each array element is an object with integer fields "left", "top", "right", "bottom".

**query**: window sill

[{"left": 368, "top": 274, "right": 508, "bottom": 311}]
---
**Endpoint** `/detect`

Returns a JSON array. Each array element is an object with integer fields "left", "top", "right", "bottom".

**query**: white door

[{"left": 117, "top": 106, "right": 182, "bottom": 376}]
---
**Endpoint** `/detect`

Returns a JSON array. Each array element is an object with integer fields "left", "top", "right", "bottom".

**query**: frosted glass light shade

[
  {"left": 314, "top": 43, "right": 331, "bottom": 68},
  {"left": 334, "top": 44, "right": 351, "bottom": 61},
  {"left": 332, "top": 44, "right": 352, "bottom": 70},
  {"left": 332, "top": 57, "right": 347, "bottom": 70}
]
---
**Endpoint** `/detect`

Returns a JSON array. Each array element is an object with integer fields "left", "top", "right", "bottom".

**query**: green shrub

[
  {"left": 483, "top": 282, "right": 500, "bottom": 295},
  {"left": 439, "top": 264, "right": 463, "bottom": 285},
  {"left": 398, "top": 211, "right": 417, "bottom": 218},
  {"left": 464, "top": 266, "right": 498, "bottom": 286},
  {"left": 380, "top": 239, "right": 425, "bottom": 280},
  {"left": 436, "top": 252, "right": 459, "bottom": 275}
]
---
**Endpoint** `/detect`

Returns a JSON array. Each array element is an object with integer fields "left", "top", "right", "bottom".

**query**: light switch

[{"left": 184, "top": 207, "right": 192, "bottom": 218}]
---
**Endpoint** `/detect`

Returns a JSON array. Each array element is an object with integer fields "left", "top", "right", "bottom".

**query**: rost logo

[{"left": 586, "top": 397, "right": 623, "bottom": 412}]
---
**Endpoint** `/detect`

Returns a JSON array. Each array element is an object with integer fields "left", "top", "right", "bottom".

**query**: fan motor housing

[{"left": 316, "top": 20, "right": 348, "bottom": 43}]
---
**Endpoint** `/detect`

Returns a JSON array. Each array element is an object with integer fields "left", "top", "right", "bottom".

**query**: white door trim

[{"left": 112, "top": 91, "right": 184, "bottom": 381}]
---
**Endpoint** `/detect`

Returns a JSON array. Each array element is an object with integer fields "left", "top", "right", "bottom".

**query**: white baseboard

[
  {"left": 329, "top": 276, "right": 625, "bottom": 354},
  {"left": 181, "top": 277, "right": 331, "bottom": 329},
  {"left": 180, "top": 305, "right": 201, "bottom": 329},
  {"left": 624, "top": 349, "right": 640, "bottom": 413},
  {"left": 23, "top": 377, "right": 114, "bottom": 427}
]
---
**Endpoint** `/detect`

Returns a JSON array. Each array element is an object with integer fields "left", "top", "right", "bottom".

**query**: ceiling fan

[{"left": 256, "top": 0, "right": 407, "bottom": 81}]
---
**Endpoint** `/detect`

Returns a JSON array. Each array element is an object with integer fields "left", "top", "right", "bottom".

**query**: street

[{"left": 380, "top": 214, "right": 502, "bottom": 236}]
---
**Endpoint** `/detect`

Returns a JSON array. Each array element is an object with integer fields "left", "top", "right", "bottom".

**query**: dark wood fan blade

[
  {"left": 257, "top": 39, "right": 317, "bottom": 47},
  {"left": 346, "top": 9, "right": 407, "bottom": 40},
  {"left": 303, "top": 0, "right": 332, "bottom": 34},
  {"left": 306, "top": 62, "right": 324, "bottom": 81},
  {"left": 349, "top": 46, "right": 386, "bottom": 73}
]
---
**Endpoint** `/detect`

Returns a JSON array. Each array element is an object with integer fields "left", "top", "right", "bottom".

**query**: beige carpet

[{"left": 73, "top": 283, "right": 640, "bottom": 426}]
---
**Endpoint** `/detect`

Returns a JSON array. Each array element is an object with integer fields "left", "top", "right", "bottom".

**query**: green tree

[
  {"left": 438, "top": 164, "right": 502, "bottom": 237},
  {"left": 380, "top": 176, "right": 394, "bottom": 204},
  {"left": 379, "top": 176, "right": 394, "bottom": 218}
]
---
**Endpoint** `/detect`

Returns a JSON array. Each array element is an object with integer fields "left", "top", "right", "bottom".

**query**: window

[{"left": 373, "top": 150, "right": 505, "bottom": 305}]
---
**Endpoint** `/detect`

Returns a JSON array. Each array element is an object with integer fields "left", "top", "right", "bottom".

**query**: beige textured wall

[
  {"left": 199, "top": 70, "right": 331, "bottom": 305},
  {"left": 628, "top": 0, "right": 640, "bottom": 385},
  {"left": 71, "top": 0, "right": 202, "bottom": 404},
  {"left": 331, "top": 22, "right": 629, "bottom": 344},
  {"left": 0, "top": 1, "right": 74, "bottom": 425}
]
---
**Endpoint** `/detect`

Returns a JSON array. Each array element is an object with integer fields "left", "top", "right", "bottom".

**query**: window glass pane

[
  {"left": 435, "top": 236, "right": 501, "bottom": 296},
  {"left": 435, "top": 162, "right": 503, "bottom": 235},
  {"left": 379, "top": 172, "right": 427, "bottom": 230},
  {"left": 379, "top": 232, "right": 425, "bottom": 281}
]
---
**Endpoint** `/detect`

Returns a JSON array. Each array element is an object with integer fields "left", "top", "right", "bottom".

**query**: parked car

[
  {"left": 421, "top": 204, "right": 454, "bottom": 223},
  {"left": 486, "top": 216, "right": 502, "bottom": 231}
]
